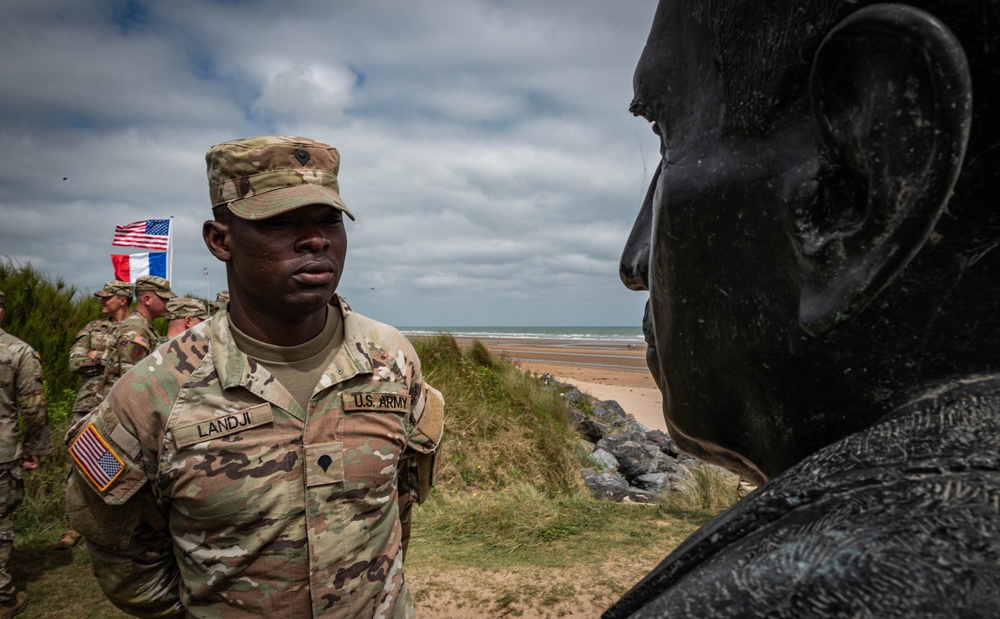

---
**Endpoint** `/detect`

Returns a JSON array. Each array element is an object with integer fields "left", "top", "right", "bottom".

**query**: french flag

[{"left": 111, "top": 252, "right": 167, "bottom": 282}]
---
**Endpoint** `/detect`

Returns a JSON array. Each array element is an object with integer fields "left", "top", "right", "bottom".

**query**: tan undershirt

[{"left": 229, "top": 307, "right": 344, "bottom": 412}]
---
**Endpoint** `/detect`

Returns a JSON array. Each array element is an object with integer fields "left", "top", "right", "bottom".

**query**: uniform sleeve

[
  {"left": 69, "top": 322, "right": 108, "bottom": 377},
  {"left": 15, "top": 346, "right": 51, "bottom": 456},
  {"left": 398, "top": 381, "right": 444, "bottom": 558},
  {"left": 65, "top": 389, "right": 183, "bottom": 618},
  {"left": 106, "top": 323, "right": 152, "bottom": 389}
]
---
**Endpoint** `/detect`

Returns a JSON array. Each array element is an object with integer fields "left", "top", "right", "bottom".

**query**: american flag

[
  {"left": 112, "top": 219, "right": 171, "bottom": 250},
  {"left": 70, "top": 425, "right": 124, "bottom": 491}
]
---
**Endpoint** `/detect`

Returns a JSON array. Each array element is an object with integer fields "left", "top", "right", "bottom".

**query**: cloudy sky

[{"left": 0, "top": 0, "right": 660, "bottom": 327}]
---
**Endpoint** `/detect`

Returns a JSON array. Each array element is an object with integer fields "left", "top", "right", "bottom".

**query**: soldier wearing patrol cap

[
  {"left": 102, "top": 274, "right": 174, "bottom": 392},
  {"left": 164, "top": 297, "right": 209, "bottom": 339},
  {"left": 210, "top": 289, "right": 229, "bottom": 314},
  {"left": 69, "top": 280, "right": 133, "bottom": 421},
  {"left": 67, "top": 136, "right": 444, "bottom": 618},
  {"left": 0, "top": 290, "right": 52, "bottom": 617},
  {"left": 55, "top": 280, "right": 134, "bottom": 551}
]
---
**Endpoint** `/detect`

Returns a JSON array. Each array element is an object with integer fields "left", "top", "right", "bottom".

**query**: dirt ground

[{"left": 408, "top": 522, "right": 687, "bottom": 618}]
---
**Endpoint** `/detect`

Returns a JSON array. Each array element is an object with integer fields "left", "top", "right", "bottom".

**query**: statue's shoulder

[{"left": 609, "top": 389, "right": 1000, "bottom": 618}]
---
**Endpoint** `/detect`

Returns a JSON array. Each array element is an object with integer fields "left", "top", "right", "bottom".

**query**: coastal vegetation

[{"left": 3, "top": 261, "right": 736, "bottom": 617}]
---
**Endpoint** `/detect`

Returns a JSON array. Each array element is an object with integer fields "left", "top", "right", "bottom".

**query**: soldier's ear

[
  {"left": 202, "top": 220, "right": 232, "bottom": 262},
  {"left": 798, "top": 4, "right": 972, "bottom": 334}
]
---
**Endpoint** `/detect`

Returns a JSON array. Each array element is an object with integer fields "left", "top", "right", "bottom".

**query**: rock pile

[{"left": 556, "top": 384, "right": 714, "bottom": 504}]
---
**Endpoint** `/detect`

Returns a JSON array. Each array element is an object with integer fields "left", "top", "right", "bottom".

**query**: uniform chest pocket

[
  {"left": 341, "top": 389, "right": 409, "bottom": 491},
  {"left": 165, "top": 404, "right": 300, "bottom": 529}
]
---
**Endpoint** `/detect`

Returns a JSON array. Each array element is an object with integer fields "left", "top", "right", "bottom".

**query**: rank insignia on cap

[{"left": 70, "top": 425, "right": 125, "bottom": 492}]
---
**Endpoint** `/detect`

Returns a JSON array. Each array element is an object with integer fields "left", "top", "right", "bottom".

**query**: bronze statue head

[{"left": 620, "top": 0, "right": 1000, "bottom": 484}]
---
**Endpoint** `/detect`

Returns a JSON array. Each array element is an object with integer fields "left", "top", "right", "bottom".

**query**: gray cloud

[{"left": 0, "top": 0, "right": 658, "bottom": 326}]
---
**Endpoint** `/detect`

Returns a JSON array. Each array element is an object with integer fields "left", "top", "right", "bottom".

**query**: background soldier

[
  {"left": 0, "top": 290, "right": 52, "bottom": 618},
  {"left": 164, "top": 297, "right": 209, "bottom": 339},
  {"left": 67, "top": 135, "right": 444, "bottom": 617},
  {"left": 103, "top": 275, "right": 174, "bottom": 391},
  {"left": 69, "top": 280, "right": 133, "bottom": 422},
  {"left": 209, "top": 289, "right": 228, "bottom": 314},
  {"left": 56, "top": 280, "right": 133, "bottom": 550}
]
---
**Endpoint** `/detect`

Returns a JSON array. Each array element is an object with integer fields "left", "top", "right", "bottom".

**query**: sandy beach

[{"left": 460, "top": 337, "right": 667, "bottom": 433}]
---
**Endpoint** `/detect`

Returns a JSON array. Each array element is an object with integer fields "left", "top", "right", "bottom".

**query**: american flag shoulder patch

[{"left": 70, "top": 425, "right": 125, "bottom": 492}]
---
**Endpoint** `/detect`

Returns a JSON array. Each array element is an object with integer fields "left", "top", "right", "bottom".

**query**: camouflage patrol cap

[
  {"left": 165, "top": 297, "right": 209, "bottom": 321},
  {"left": 134, "top": 275, "right": 176, "bottom": 299},
  {"left": 94, "top": 280, "right": 134, "bottom": 299},
  {"left": 206, "top": 136, "right": 356, "bottom": 221},
  {"left": 211, "top": 289, "right": 230, "bottom": 309}
]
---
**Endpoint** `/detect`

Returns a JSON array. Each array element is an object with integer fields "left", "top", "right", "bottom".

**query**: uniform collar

[{"left": 209, "top": 295, "right": 372, "bottom": 408}]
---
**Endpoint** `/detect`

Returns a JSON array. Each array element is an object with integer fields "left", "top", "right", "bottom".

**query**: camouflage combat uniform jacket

[
  {"left": 66, "top": 296, "right": 443, "bottom": 618},
  {"left": 103, "top": 310, "right": 157, "bottom": 392},
  {"left": 0, "top": 328, "right": 51, "bottom": 466},
  {"left": 69, "top": 318, "right": 115, "bottom": 418}
]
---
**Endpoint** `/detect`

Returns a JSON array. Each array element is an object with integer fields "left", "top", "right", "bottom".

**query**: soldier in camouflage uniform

[
  {"left": 210, "top": 289, "right": 229, "bottom": 314},
  {"left": 102, "top": 275, "right": 174, "bottom": 392},
  {"left": 0, "top": 290, "right": 52, "bottom": 618},
  {"left": 56, "top": 280, "right": 134, "bottom": 550},
  {"left": 69, "top": 280, "right": 134, "bottom": 422},
  {"left": 164, "top": 297, "right": 209, "bottom": 339},
  {"left": 67, "top": 136, "right": 444, "bottom": 618}
]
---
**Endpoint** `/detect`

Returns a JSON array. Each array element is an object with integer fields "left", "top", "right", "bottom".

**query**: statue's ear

[{"left": 799, "top": 4, "right": 972, "bottom": 334}]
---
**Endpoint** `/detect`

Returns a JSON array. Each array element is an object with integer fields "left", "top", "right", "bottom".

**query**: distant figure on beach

[
  {"left": 66, "top": 135, "right": 444, "bottom": 617},
  {"left": 610, "top": 0, "right": 1000, "bottom": 617}
]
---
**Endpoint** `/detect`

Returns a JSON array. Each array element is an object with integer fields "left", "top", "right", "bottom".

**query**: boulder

[
  {"left": 561, "top": 387, "right": 587, "bottom": 406},
  {"left": 581, "top": 469, "right": 631, "bottom": 500},
  {"left": 618, "top": 443, "right": 662, "bottom": 481},
  {"left": 645, "top": 429, "right": 678, "bottom": 456},
  {"left": 634, "top": 472, "right": 670, "bottom": 494},
  {"left": 589, "top": 448, "right": 619, "bottom": 472},
  {"left": 592, "top": 400, "right": 628, "bottom": 423},
  {"left": 577, "top": 417, "right": 613, "bottom": 443}
]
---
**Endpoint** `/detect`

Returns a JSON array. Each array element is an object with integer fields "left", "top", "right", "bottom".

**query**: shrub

[
  {"left": 658, "top": 462, "right": 739, "bottom": 517},
  {"left": 0, "top": 259, "right": 102, "bottom": 394}
]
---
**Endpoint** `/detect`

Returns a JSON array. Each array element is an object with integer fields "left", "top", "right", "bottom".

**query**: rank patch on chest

[
  {"left": 172, "top": 403, "right": 274, "bottom": 448},
  {"left": 70, "top": 425, "right": 125, "bottom": 492},
  {"left": 343, "top": 391, "right": 410, "bottom": 413}
]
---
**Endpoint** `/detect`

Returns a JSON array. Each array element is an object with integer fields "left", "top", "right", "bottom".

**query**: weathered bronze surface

[{"left": 610, "top": 1, "right": 1000, "bottom": 616}]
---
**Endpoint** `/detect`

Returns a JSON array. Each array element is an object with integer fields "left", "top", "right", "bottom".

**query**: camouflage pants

[{"left": 0, "top": 465, "right": 24, "bottom": 602}]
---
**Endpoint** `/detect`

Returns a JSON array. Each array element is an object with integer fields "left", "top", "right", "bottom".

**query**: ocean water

[{"left": 399, "top": 326, "right": 643, "bottom": 344}]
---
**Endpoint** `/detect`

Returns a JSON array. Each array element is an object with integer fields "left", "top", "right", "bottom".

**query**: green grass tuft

[{"left": 658, "top": 462, "right": 739, "bottom": 517}]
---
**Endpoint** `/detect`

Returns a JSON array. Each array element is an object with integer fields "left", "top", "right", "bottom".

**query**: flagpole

[{"left": 168, "top": 216, "right": 174, "bottom": 283}]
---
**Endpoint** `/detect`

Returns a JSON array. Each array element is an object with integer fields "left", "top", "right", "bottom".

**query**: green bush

[{"left": 1, "top": 259, "right": 103, "bottom": 395}]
